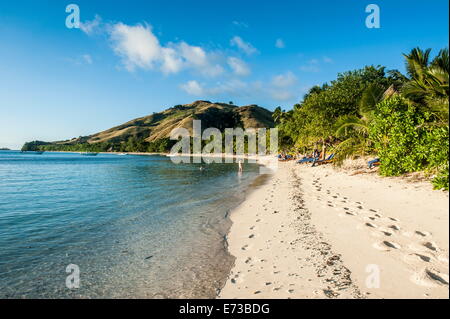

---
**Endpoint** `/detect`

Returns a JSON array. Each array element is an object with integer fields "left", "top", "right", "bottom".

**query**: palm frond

[{"left": 334, "top": 115, "right": 368, "bottom": 137}]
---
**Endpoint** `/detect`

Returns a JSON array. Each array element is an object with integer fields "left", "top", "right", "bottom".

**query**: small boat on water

[
  {"left": 117, "top": 153, "right": 128, "bottom": 156},
  {"left": 80, "top": 152, "right": 98, "bottom": 156}
]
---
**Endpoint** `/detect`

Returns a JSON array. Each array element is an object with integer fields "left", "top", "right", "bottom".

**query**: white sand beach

[{"left": 219, "top": 161, "right": 449, "bottom": 299}]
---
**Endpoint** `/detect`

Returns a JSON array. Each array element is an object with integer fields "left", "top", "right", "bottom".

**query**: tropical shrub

[
  {"left": 369, "top": 96, "right": 449, "bottom": 189},
  {"left": 433, "top": 163, "right": 449, "bottom": 191}
]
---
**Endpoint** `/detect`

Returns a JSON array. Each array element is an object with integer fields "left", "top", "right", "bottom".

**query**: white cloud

[
  {"left": 80, "top": 15, "right": 102, "bottom": 35},
  {"left": 230, "top": 36, "right": 258, "bottom": 55},
  {"left": 176, "top": 42, "right": 224, "bottom": 77},
  {"left": 110, "top": 23, "right": 161, "bottom": 71},
  {"left": 109, "top": 22, "right": 224, "bottom": 76},
  {"left": 160, "top": 47, "right": 183, "bottom": 74},
  {"left": 272, "top": 71, "right": 297, "bottom": 88},
  {"left": 227, "top": 57, "right": 250, "bottom": 76},
  {"left": 275, "top": 38, "right": 285, "bottom": 49},
  {"left": 178, "top": 42, "right": 207, "bottom": 66},
  {"left": 180, "top": 80, "right": 204, "bottom": 96},
  {"left": 80, "top": 18, "right": 257, "bottom": 78}
]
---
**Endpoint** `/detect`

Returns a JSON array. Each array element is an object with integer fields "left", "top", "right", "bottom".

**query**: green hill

[{"left": 22, "top": 101, "right": 274, "bottom": 153}]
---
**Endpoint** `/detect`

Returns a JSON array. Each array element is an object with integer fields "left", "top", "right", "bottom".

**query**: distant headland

[{"left": 21, "top": 101, "right": 274, "bottom": 153}]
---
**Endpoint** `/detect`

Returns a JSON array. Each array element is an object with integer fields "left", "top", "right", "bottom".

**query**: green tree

[{"left": 332, "top": 83, "right": 389, "bottom": 163}]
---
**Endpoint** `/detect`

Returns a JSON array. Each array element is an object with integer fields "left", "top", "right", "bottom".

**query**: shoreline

[
  {"left": 219, "top": 162, "right": 449, "bottom": 299},
  {"left": 25, "top": 150, "right": 277, "bottom": 165}
]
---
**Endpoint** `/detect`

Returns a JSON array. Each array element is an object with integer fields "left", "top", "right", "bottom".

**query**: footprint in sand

[
  {"left": 383, "top": 241, "right": 401, "bottom": 249},
  {"left": 371, "top": 230, "right": 392, "bottom": 238},
  {"left": 388, "top": 225, "right": 401, "bottom": 231},
  {"left": 423, "top": 242, "right": 439, "bottom": 252},
  {"left": 373, "top": 241, "right": 401, "bottom": 251},
  {"left": 411, "top": 268, "right": 449, "bottom": 287},
  {"left": 415, "top": 230, "right": 430, "bottom": 237},
  {"left": 404, "top": 253, "right": 433, "bottom": 263},
  {"left": 231, "top": 273, "right": 244, "bottom": 284}
]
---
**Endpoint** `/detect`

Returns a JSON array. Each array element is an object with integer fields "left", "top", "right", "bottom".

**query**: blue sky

[{"left": 0, "top": 0, "right": 448, "bottom": 149}]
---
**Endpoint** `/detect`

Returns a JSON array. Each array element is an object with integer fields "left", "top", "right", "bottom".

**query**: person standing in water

[{"left": 238, "top": 160, "right": 243, "bottom": 173}]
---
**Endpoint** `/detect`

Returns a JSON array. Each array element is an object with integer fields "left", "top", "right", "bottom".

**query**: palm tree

[
  {"left": 404, "top": 47, "right": 432, "bottom": 80},
  {"left": 332, "top": 84, "right": 387, "bottom": 163},
  {"left": 272, "top": 107, "right": 293, "bottom": 125},
  {"left": 272, "top": 107, "right": 283, "bottom": 124},
  {"left": 400, "top": 47, "right": 449, "bottom": 123}
]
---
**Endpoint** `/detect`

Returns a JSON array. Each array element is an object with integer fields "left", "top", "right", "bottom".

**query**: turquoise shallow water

[{"left": 0, "top": 151, "right": 262, "bottom": 298}]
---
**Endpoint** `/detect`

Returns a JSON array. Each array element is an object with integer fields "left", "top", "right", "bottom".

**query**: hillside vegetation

[{"left": 22, "top": 101, "right": 274, "bottom": 153}]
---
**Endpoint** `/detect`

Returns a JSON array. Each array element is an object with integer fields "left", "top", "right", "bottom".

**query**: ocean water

[{"left": 0, "top": 151, "right": 263, "bottom": 298}]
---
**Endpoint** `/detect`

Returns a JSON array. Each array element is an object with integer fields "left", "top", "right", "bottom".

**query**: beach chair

[
  {"left": 314, "top": 154, "right": 335, "bottom": 166},
  {"left": 368, "top": 158, "right": 381, "bottom": 169},
  {"left": 297, "top": 156, "right": 316, "bottom": 164}
]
